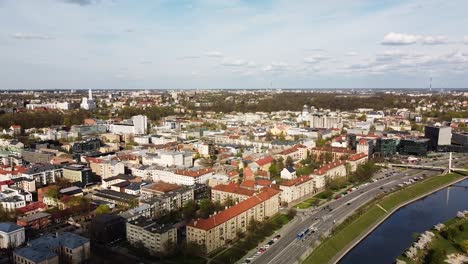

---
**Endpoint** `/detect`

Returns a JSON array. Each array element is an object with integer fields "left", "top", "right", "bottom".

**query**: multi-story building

[
  {"left": 278, "top": 175, "right": 315, "bottom": 204},
  {"left": 310, "top": 161, "right": 347, "bottom": 183},
  {"left": 126, "top": 217, "right": 177, "bottom": 255},
  {"left": 92, "top": 189, "right": 138, "bottom": 207},
  {"left": 142, "top": 151, "right": 193, "bottom": 167},
  {"left": 398, "top": 138, "right": 429, "bottom": 156},
  {"left": 424, "top": 126, "right": 452, "bottom": 151},
  {"left": 62, "top": 164, "right": 94, "bottom": 186},
  {"left": 375, "top": 138, "right": 397, "bottom": 157},
  {"left": 187, "top": 187, "right": 280, "bottom": 253},
  {"left": 22, "top": 164, "right": 63, "bottom": 187},
  {"left": 311, "top": 147, "right": 355, "bottom": 163},
  {"left": 310, "top": 113, "right": 342, "bottom": 129},
  {"left": 16, "top": 212, "right": 51, "bottom": 230},
  {"left": 13, "top": 232, "right": 90, "bottom": 264},
  {"left": 347, "top": 153, "right": 369, "bottom": 172},
  {"left": 211, "top": 182, "right": 256, "bottom": 204},
  {"left": 0, "top": 222, "right": 25, "bottom": 249},
  {"left": 90, "top": 214, "right": 126, "bottom": 245}
]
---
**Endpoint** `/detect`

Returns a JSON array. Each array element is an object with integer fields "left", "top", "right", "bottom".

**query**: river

[{"left": 338, "top": 178, "right": 468, "bottom": 264}]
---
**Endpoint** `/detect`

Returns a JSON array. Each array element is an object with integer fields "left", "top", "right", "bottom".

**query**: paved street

[{"left": 243, "top": 153, "right": 468, "bottom": 264}]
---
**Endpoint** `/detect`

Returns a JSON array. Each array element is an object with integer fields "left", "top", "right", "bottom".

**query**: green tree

[
  {"left": 285, "top": 156, "right": 294, "bottom": 167},
  {"left": 95, "top": 204, "right": 111, "bottom": 215}
]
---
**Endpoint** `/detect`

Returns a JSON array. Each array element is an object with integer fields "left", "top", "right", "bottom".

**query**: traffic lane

[
  {"left": 254, "top": 170, "right": 433, "bottom": 264},
  {"left": 252, "top": 166, "right": 453, "bottom": 264},
  {"left": 266, "top": 169, "right": 448, "bottom": 263}
]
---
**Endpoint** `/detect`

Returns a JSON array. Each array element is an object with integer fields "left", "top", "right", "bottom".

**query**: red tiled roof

[
  {"left": 255, "top": 156, "right": 274, "bottom": 166},
  {"left": 255, "top": 179, "right": 272, "bottom": 186},
  {"left": 187, "top": 187, "right": 280, "bottom": 231},
  {"left": 312, "top": 147, "right": 355, "bottom": 154},
  {"left": 312, "top": 161, "right": 346, "bottom": 175},
  {"left": 279, "top": 175, "right": 313, "bottom": 187},
  {"left": 240, "top": 180, "right": 255, "bottom": 189},
  {"left": 212, "top": 182, "right": 256, "bottom": 197},
  {"left": 17, "top": 202, "right": 45, "bottom": 213},
  {"left": 0, "top": 166, "right": 28, "bottom": 175},
  {"left": 358, "top": 139, "right": 368, "bottom": 145},
  {"left": 348, "top": 153, "right": 368, "bottom": 161},
  {"left": 85, "top": 157, "right": 104, "bottom": 163},
  {"left": 175, "top": 168, "right": 213, "bottom": 178},
  {"left": 279, "top": 146, "right": 299, "bottom": 155}
]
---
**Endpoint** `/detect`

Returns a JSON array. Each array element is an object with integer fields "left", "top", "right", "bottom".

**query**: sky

[{"left": 1, "top": 0, "right": 468, "bottom": 90}]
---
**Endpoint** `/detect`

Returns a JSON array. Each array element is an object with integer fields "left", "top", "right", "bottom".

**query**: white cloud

[
  {"left": 382, "top": 32, "right": 449, "bottom": 45},
  {"left": 11, "top": 32, "right": 55, "bottom": 40},
  {"left": 381, "top": 32, "right": 421, "bottom": 45},
  {"left": 304, "top": 54, "right": 329, "bottom": 64},
  {"left": 221, "top": 57, "right": 246, "bottom": 66},
  {"left": 206, "top": 51, "right": 224, "bottom": 58},
  {"left": 421, "top": 35, "right": 449, "bottom": 45},
  {"left": 345, "top": 52, "right": 358, "bottom": 56},
  {"left": 262, "top": 62, "right": 289, "bottom": 72},
  {"left": 464, "top": 35, "right": 468, "bottom": 44}
]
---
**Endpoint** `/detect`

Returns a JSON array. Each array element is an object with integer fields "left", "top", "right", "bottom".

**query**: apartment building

[
  {"left": 278, "top": 175, "right": 315, "bottom": 204},
  {"left": 126, "top": 217, "right": 177, "bottom": 255},
  {"left": 211, "top": 182, "right": 256, "bottom": 204},
  {"left": 187, "top": 187, "right": 280, "bottom": 253}
]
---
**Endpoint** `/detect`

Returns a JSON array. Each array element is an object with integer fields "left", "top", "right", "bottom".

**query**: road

[{"left": 244, "top": 153, "right": 468, "bottom": 264}]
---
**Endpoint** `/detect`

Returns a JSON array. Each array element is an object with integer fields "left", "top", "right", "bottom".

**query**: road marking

[{"left": 376, "top": 204, "right": 387, "bottom": 212}]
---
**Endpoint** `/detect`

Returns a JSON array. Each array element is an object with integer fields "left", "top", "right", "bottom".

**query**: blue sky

[{"left": 1, "top": 0, "right": 468, "bottom": 89}]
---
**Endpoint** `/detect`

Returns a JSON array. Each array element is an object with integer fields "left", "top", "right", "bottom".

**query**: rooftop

[{"left": 188, "top": 187, "right": 280, "bottom": 231}]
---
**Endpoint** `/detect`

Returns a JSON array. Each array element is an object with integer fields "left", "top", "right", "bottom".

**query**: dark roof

[{"left": 0, "top": 222, "right": 23, "bottom": 233}]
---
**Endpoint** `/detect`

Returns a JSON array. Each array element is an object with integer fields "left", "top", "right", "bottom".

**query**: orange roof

[
  {"left": 175, "top": 168, "right": 214, "bottom": 178},
  {"left": 187, "top": 187, "right": 280, "bottom": 231},
  {"left": 313, "top": 161, "right": 346, "bottom": 175},
  {"left": 240, "top": 180, "right": 255, "bottom": 189},
  {"left": 358, "top": 139, "right": 369, "bottom": 145},
  {"left": 255, "top": 179, "right": 272, "bottom": 186},
  {"left": 255, "top": 156, "right": 274, "bottom": 166},
  {"left": 348, "top": 153, "right": 368, "bottom": 161},
  {"left": 212, "top": 183, "right": 256, "bottom": 197},
  {"left": 279, "top": 146, "right": 299, "bottom": 155},
  {"left": 85, "top": 157, "right": 104, "bottom": 163},
  {"left": 312, "top": 147, "right": 355, "bottom": 154},
  {"left": 279, "top": 175, "right": 313, "bottom": 187},
  {"left": 0, "top": 166, "right": 28, "bottom": 175}
]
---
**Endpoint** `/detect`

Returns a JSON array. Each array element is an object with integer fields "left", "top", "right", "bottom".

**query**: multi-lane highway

[{"left": 242, "top": 153, "right": 468, "bottom": 264}]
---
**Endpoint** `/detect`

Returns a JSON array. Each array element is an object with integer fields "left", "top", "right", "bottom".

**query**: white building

[
  {"left": 0, "top": 222, "right": 25, "bottom": 249},
  {"left": 110, "top": 115, "right": 148, "bottom": 135},
  {"left": 80, "top": 89, "right": 96, "bottom": 110},
  {"left": 280, "top": 167, "right": 297, "bottom": 180}
]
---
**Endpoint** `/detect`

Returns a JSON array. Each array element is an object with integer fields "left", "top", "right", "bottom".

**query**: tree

[
  {"left": 424, "top": 248, "right": 446, "bottom": 264},
  {"left": 287, "top": 208, "right": 297, "bottom": 219},
  {"left": 181, "top": 200, "right": 197, "bottom": 221},
  {"left": 45, "top": 186, "right": 59, "bottom": 199},
  {"left": 285, "top": 156, "right": 294, "bottom": 167},
  {"left": 95, "top": 204, "right": 111, "bottom": 215}
]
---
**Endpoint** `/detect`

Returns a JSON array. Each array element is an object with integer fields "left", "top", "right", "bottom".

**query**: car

[
  {"left": 274, "top": 234, "right": 281, "bottom": 239},
  {"left": 263, "top": 244, "right": 270, "bottom": 249},
  {"left": 380, "top": 186, "right": 384, "bottom": 189},
  {"left": 268, "top": 240, "right": 274, "bottom": 245},
  {"left": 347, "top": 202, "right": 351, "bottom": 205}
]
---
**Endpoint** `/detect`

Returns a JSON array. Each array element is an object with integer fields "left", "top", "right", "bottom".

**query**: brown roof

[
  {"left": 187, "top": 187, "right": 280, "bottom": 231},
  {"left": 142, "top": 181, "right": 181, "bottom": 193},
  {"left": 255, "top": 156, "right": 274, "bottom": 166},
  {"left": 212, "top": 183, "right": 256, "bottom": 197},
  {"left": 240, "top": 180, "right": 255, "bottom": 189},
  {"left": 175, "top": 168, "right": 214, "bottom": 178},
  {"left": 312, "top": 161, "right": 346, "bottom": 175},
  {"left": 348, "top": 152, "right": 368, "bottom": 161},
  {"left": 312, "top": 147, "right": 355, "bottom": 154},
  {"left": 279, "top": 175, "right": 313, "bottom": 187}
]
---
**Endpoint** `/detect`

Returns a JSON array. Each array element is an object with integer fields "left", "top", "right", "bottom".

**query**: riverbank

[
  {"left": 397, "top": 212, "right": 468, "bottom": 264},
  {"left": 302, "top": 173, "right": 466, "bottom": 264}
]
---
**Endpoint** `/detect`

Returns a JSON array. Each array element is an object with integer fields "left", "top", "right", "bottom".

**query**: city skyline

[{"left": 1, "top": 0, "right": 468, "bottom": 89}]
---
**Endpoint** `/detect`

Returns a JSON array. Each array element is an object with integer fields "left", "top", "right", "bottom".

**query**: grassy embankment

[{"left": 303, "top": 173, "right": 464, "bottom": 264}]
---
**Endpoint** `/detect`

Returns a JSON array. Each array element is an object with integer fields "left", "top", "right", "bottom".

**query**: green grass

[
  {"left": 398, "top": 217, "right": 468, "bottom": 263},
  {"left": 295, "top": 198, "right": 321, "bottom": 209},
  {"left": 303, "top": 173, "right": 464, "bottom": 264},
  {"left": 314, "top": 190, "right": 333, "bottom": 200}
]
